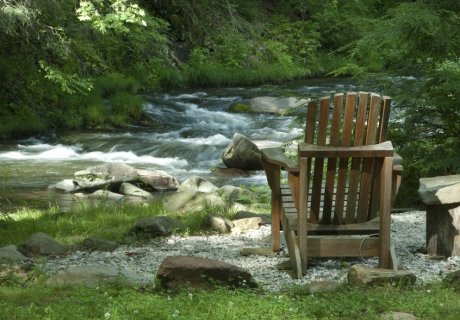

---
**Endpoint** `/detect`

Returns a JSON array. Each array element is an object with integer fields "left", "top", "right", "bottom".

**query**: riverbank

[
  {"left": 40, "top": 211, "right": 460, "bottom": 291},
  {"left": 1, "top": 207, "right": 460, "bottom": 319}
]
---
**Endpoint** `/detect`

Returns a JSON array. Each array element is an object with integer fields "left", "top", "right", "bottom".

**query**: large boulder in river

[
  {"left": 246, "top": 96, "right": 308, "bottom": 115},
  {"left": 137, "top": 169, "right": 179, "bottom": 190},
  {"left": 222, "top": 133, "right": 262, "bottom": 170},
  {"left": 74, "top": 163, "right": 140, "bottom": 190}
]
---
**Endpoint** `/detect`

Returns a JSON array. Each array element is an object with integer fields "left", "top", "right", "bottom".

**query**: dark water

[{"left": 0, "top": 78, "right": 367, "bottom": 211}]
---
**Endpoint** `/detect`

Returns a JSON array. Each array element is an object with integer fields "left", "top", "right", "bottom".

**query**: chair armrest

[
  {"left": 260, "top": 148, "right": 299, "bottom": 172},
  {"left": 299, "top": 141, "right": 394, "bottom": 158}
]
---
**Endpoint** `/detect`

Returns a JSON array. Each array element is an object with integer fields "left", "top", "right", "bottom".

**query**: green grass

[
  {"left": 1, "top": 194, "right": 459, "bottom": 319},
  {"left": 0, "top": 282, "right": 458, "bottom": 319},
  {"left": 0, "top": 200, "right": 238, "bottom": 247}
]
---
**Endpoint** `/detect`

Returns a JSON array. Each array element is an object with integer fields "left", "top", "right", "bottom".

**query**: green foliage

[
  {"left": 76, "top": 0, "right": 149, "bottom": 34},
  {"left": 388, "top": 60, "right": 460, "bottom": 205}
]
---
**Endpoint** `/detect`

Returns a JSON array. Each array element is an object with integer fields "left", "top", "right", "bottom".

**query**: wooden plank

[
  {"left": 323, "top": 94, "right": 343, "bottom": 223},
  {"left": 299, "top": 141, "right": 394, "bottom": 158},
  {"left": 281, "top": 211, "right": 303, "bottom": 279},
  {"left": 379, "top": 156, "right": 393, "bottom": 268},
  {"left": 288, "top": 171, "right": 300, "bottom": 212},
  {"left": 305, "top": 237, "right": 380, "bottom": 257},
  {"left": 298, "top": 157, "right": 309, "bottom": 274},
  {"left": 330, "top": 93, "right": 356, "bottom": 224},
  {"left": 365, "top": 93, "right": 381, "bottom": 145},
  {"left": 345, "top": 158, "right": 363, "bottom": 224},
  {"left": 354, "top": 92, "right": 369, "bottom": 146},
  {"left": 378, "top": 96, "right": 392, "bottom": 143},
  {"left": 310, "top": 98, "right": 329, "bottom": 222},
  {"left": 342, "top": 93, "right": 356, "bottom": 146},
  {"left": 270, "top": 163, "right": 281, "bottom": 252},
  {"left": 356, "top": 94, "right": 382, "bottom": 222},
  {"left": 369, "top": 158, "right": 383, "bottom": 219},
  {"left": 305, "top": 100, "right": 318, "bottom": 144}
]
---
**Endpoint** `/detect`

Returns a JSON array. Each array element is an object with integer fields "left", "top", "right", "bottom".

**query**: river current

[{"left": 0, "top": 78, "right": 362, "bottom": 210}]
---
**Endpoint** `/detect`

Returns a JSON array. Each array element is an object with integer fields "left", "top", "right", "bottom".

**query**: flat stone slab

[
  {"left": 348, "top": 265, "right": 416, "bottom": 287},
  {"left": 419, "top": 174, "right": 460, "bottom": 205}
]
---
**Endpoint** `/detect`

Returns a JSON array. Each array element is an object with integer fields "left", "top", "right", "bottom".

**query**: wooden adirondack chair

[{"left": 261, "top": 92, "right": 402, "bottom": 279}]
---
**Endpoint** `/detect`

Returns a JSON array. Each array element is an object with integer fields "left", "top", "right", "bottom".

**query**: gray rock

[
  {"left": 234, "top": 211, "right": 271, "bottom": 224},
  {"left": 130, "top": 216, "right": 174, "bottom": 238},
  {"left": 119, "top": 182, "right": 153, "bottom": 199},
  {"left": 164, "top": 191, "right": 227, "bottom": 213},
  {"left": 18, "top": 232, "right": 66, "bottom": 257},
  {"left": 380, "top": 312, "right": 416, "bottom": 320},
  {"left": 46, "top": 265, "right": 147, "bottom": 288},
  {"left": 240, "top": 247, "right": 277, "bottom": 257},
  {"left": 48, "top": 179, "right": 81, "bottom": 192},
  {"left": 137, "top": 169, "right": 179, "bottom": 190},
  {"left": 305, "top": 280, "right": 342, "bottom": 294},
  {"left": 252, "top": 140, "right": 284, "bottom": 149},
  {"left": 0, "top": 245, "right": 28, "bottom": 264},
  {"left": 82, "top": 237, "right": 118, "bottom": 252},
  {"left": 418, "top": 174, "right": 460, "bottom": 205},
  {"left": 443, "top": 269, "right": 460, "bottom": 289},
  {"left": 204, "top": 214, "right": 234, "bottom": 234},
  {"left": 222, "top": 133, "right": 262, "bottom": 170},
  {"left": 348, "top": 265, "right": 416, "bottom": 287},
  {"left": 156, "top": 256, "right": 257, "bottom": 291},
  {"left": 177, "top": 176, "right": 218, "bottom": 193},
  {"left": 88, "top": 190, "right": 124, "bottom": 201},
  {"left": 74, "top": 163, "right": 140, "bottom": 190},
  {"left": 217, "top": 185, "right": 256, "bottom": 204},
  {"left": 232, "top": 217, "right": 262, "bottom": 233},
  {"left": 211, "top": 167, "right": 251, "bottom": 177},
  {"left": 247, "top": 96, "right": 308, "bottom": 115}
]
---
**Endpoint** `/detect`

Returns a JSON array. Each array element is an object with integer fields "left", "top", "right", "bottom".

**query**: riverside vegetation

[{"left": 1, "top": 0, "right": 459, "bottom": 204}]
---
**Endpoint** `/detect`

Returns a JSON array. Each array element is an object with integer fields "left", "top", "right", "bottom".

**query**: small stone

[
  {"left": 0, "top": 245, "right": 28, "bottom": 265},
  {"left": 306, "top": 280, "right": 342, "bottom": 294},
  {"left": 130, "top": 216, "right": 174, "bottom": 238},
  {"left": 82, "top": 237, "right": 118, "bottom": 252},
  {"left": 156, "top": 256, "right": 257, "bottom": 291},
  {"left": 240, "top": 247, "right": 277, "bottom": 257},
  {"left": 204, "top": 214, "right": 234, "bottom": 234},
  {"left": 232, "top": 217, "right": 262, "bottom": 233},
  {"left": 348, "top": 265, "right": 416, "bottom": 287},
  {"left": 380, "top": 312, "right": 416, "bottom": 320},
  {"left": 18, "top": 232, "right": 66, "bottom": 257}
]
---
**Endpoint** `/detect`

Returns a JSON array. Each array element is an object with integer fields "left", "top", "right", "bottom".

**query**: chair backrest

[{"left": 302, "top": 92, "right": 392, "bottom": 225}]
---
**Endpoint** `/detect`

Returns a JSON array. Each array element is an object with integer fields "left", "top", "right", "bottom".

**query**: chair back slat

[
  {"left": 333, "top": 93, "right": 356, "bottom": 223},
  {"left": 365, "top": 94, "right": 381, "bottom": 145},
  {"left": 310, "top": 98, "right": 330, "bottom": 223},
  {"left": 323, "top": 94, "right": 344, "bottom": 223},
  {"left": 356, "top": 94, "right": 381, "bottom": 222},
  {"left": 305, "top": 100, "right": 318, "bottom": 144},
  {"left": 378, "top": 96, "right": 392, "bottom": 142}
]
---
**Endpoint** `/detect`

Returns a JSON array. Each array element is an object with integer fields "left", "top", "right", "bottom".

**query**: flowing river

[{"left": 0, "top": 78, "right": 365, "bottom": 211}]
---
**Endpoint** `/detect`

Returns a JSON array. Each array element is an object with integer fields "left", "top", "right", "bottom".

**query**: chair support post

[
  {"left": 298, "top": 158, "right": 309, "bottom": 274},
  {"left": 379, "top": 156, "right": 393, "bottom": 268}
]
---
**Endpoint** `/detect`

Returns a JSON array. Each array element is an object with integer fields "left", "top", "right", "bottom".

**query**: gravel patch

[{"left": 43, "top": 211, "right": 460, "bottom": 291}]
